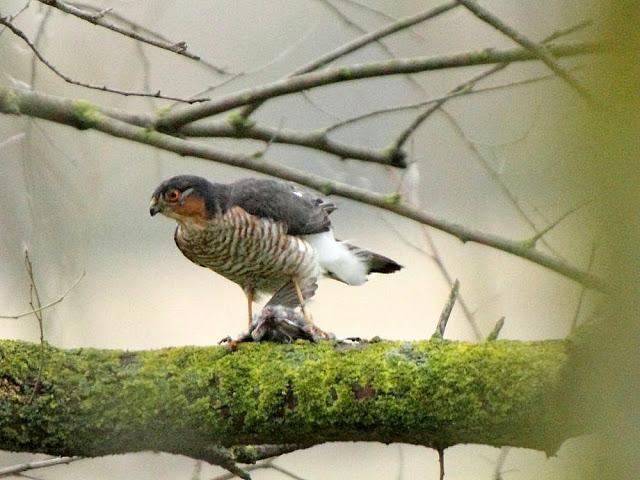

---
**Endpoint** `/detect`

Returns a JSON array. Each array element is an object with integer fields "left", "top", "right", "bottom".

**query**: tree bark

[{"left": 0, "top": 338, "right": 581, "bottom": 462}]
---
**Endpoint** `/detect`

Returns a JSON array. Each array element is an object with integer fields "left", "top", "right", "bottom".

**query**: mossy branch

[{"left": 0, "top": 338, "right": 583, "bottom": 463}]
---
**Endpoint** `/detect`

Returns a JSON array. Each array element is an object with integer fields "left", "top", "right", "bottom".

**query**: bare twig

[
  {"left": 492, "top": 447, "right": 510, "bottom": 480},
  {"left": 389, "top": 19, "right": 592, "bottom": 152},
  {"left": 322, "top": 71, "right": 557, "bottom": 133},
  {"left": 0, "top": 86, "right": 607, "bottom": 290},
  {"left": 209, "top": 464, "right": 263, "bottom": 480},
  {"left": 382, "top": 217, "right": 483, "bottom": 339},
  {"left": 35, "top": 0, "right": 231, "bottom": 73},
  {"left": 299, "top": 2, "right": 457, "bottom": 75},
  {"left": 230, "top": 444, "right": 304, "bottom": 464},
  {"left": 239, "top": 1, "right": 457, "bottom": 119},
  {"left": 267, "top": 463, "right": 310, "bottom": 480},
  {"left": 65, "top": 1, "right": 230, "bottom": 76},
  {"left": 0, "top": 456, "right": 80, "bottom": 477},
  {"left": 0, "top": 270, "right": 85, "bottom": 319},
  {"left": 29, "top": 6, "right": 53, "bottom": 88},
  {"left": 486, "top": 317, "right": 505, "bottom": 341},
  {"left": 0, "top": 0, "right": 31, "bottom": 37},
  {"left": 0, "top": 132, "right": 25, "bottom": 149},
  {"left": 156, "top": 41, "right": 601, "bottom": 130},
  {"left": 191, "top": 460, "right": 203, "bottom": 480},
  {"left": 457, "top": 0, "right": 593, "bottom": 103},
  {"left": 422, "top": 229, "right": 483, "bottom": 339},
  {"left": 437, "top": 448, "right": 446, "bottom": 480},
  {"left": 521, "top": 198, "right": 593, "bottom": 249},
  {"left": 23, "top": 251, "right": 44, "bottom": 343},
  {"left": 432, "top": 280, "right": 459, "bottom": 339},
  {"left": 0, "top": 16, "right": 209, "bottom": 104},
  {"left": 571, "top": 243, "right": 597, "bottom": 332},
  {"left": 439, "top": 109, "right": 565, "bottom": 259},
  {"left": 196, "top": 446, "right": 252, "bottom": 480}
]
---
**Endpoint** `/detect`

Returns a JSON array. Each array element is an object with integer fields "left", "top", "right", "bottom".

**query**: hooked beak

[{"left": 149, "top": 196, "right": 162, "bottom": 216}]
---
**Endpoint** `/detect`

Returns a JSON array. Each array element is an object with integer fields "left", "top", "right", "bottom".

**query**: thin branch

[
  {"left": 0, "top": 270, "right": 85, "bottom": 319},
  {"left": 0, "top": 456, "right": 80, "bottom": 478},
  {"left": 571, "top": 243, "right": 597, "bottom": 332},
  {"left": 209, "top": 464, "right": 264, "bottom": 480},
  {"left": 191, "top": 460, "right": 203, "bottom": 480},
  {"left": 492, "top": 447, "right": 510, "bottom": 480},
  {"left": 156, "top": 41, "right": 601, "bottom": 130},
  {"left": 0, "top": 0, "right": 31, "bottom": 37},
  {"left": 298, "top": 2, "right": 458, "bottom": 75},
  {"left": 193, "top": 446, "right": 252, "bottom": 480},
  {"left": 0, "top": 87, "right": 606, "bottom": 290},
  {"left": 381, "top": 216, "right": 483, "bottom": 339},
  {"left": 432, "top": 280, "right": 459, "bottom": 339},
  {"left": 24, "top": 251, "right": 44, "bottom": 344},
  {"left": 0, "top": 132, "right": 25, "bottom": 149},
  {"left": 457, "top": 0, "right": 593, "bottom": 103},
  {"left": 439, "top": 109, "right": 565, "bottom": 259},
  {"left": 324, "top": 67, "right": 585, "bottom": 133},
  {"left": 389, "top": 19, "right": 592, "bottom": 152},
  {"left": 521, "top": 198, "right": 593, "bottom": 249},
  {"left": 437, "top": 448, "right": 445, "bottom": 480},
  {"left": 230, "top": 444, "right": 304, "bottom": 464},
  {"left": 35, "top": 0, "right": 230, "bottom": 74},
  {"left": 422, "top": 229, "right": 483, "bottom": 340},
  {"left": 486, "top": 317, "right": 505, "bottom": 341},
  {"left": 239, "top": 1, "right": 457, "bottom": 119},
  {"left": 0, "top": 16, "right": 209, "bottom": 104}
]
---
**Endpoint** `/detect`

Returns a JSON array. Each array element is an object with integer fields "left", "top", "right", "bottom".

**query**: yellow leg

[
  {"left": 292, "top": 279, "right": 313, "bottom": 324},
  {"left": 244, "top": 288, "right": 254, "bottom": 331}
]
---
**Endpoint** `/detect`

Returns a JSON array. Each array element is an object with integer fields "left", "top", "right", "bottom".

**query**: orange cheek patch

[{"left": 172, "top": 196, "right": 208, "bottom": 223}]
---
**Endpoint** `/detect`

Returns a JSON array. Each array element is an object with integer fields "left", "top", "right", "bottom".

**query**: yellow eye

[{"left": 165, "top": 189, "right": 180, "bottom": 202}]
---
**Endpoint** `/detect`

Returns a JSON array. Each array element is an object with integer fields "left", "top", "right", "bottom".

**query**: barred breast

[{"left": 174, "top": 207, "right": 319, "bottom": 294}]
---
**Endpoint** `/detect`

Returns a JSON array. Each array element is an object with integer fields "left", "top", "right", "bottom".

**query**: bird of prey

[{"left": 150, "top": 175, "right": 402, "bottom": 328}]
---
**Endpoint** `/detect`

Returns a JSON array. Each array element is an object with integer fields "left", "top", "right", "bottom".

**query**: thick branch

[
  {"left": 91, "top": 108, "right": 405, "bottom": 166},
  {"left": 157, "top": 42, "right": 600, "bottom": 130},
  {"left": 0, "top": 339, "right": 578, "bottom": 459},
  {"left": 0, "top": 86, "right": 606, "bottom": 290}
]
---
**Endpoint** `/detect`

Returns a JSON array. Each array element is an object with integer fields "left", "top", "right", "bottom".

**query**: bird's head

[{"left": 150, "top": 175, "right": 221, "bottom": 224}]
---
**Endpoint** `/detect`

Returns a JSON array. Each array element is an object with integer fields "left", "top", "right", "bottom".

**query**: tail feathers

[
  {"left": 266, "top": 280, "right": 317, "bottom": 308},
  {"left": 303, "top": 231, "right": 402, "bottom": 286},
  {"left": 344, "top": 243, "right": 403, "bottom": 275}
]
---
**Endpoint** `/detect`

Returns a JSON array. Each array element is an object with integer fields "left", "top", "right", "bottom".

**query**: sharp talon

[{"left": 219, "top": 336, "right": 233, "bottom": 344}]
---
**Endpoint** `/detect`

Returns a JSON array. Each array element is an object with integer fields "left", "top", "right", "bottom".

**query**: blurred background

[{"left": 1, "top": 0, "right": 631, "bottom": 479}]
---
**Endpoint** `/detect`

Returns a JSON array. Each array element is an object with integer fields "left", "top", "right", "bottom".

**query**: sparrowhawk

[{"left": 149, "top": 175, "right": 402, "bottom": 328}]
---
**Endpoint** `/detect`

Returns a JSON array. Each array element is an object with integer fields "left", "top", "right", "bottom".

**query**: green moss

[
  {"left": 226, "top": 111, "right": 255, "bottom": 130},
  {"left": 519, "top": 238, "right": 536, "bottom": 249},
  {"left": 0, "top": 87, "right": 21, "bottom": 114},
  {"left": 383, "top": 192, "right": 402, "bottom": 205},
  {"left": 71, "top": 99, "right": 103, "bottom": 130},
  {"left": 155, "top": 106, "right": 172, "bottom": 121},
  {"left": 0, "top": 338, "right": 572, "bottom": 458},
  {"left": 319, "top": 182, "right": 335, "bottom": 196},
  {"left": 338, "top": 67, "right": 353, "bottom": 79},
  {"left": 472, "top": 48, "right": 496, "bottom": 62},
  {"left": 135, "top": 126, "right": 160, "bottom": 143}
]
